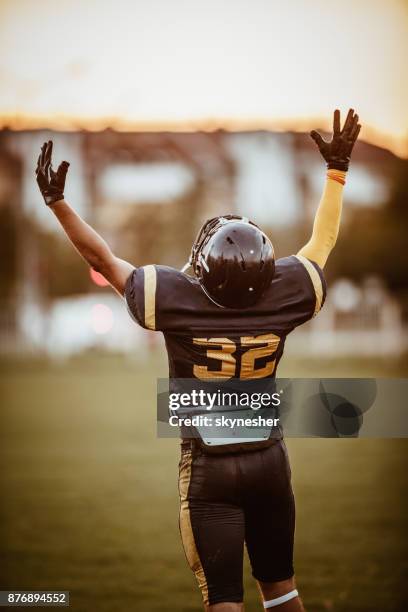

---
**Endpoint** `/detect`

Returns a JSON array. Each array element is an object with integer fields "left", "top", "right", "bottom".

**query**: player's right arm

[
  {"left": 297, "top": 109, "right": 361, "bottom": 269},
  {"left": 35, "top": 141, "right": 134, "bottom": 296}
]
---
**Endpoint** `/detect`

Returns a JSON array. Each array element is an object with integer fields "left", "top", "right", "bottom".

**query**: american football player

[{"left": 35, "top": 109, "right": 360, "bottom": 611}]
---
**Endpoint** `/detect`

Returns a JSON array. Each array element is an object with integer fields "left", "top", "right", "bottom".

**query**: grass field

[{"left": 0, "top": 352, "right": 407, "bottom": 611}]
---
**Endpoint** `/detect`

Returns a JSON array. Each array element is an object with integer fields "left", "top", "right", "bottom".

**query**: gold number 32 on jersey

[{"left": 193, "top": 333, "right": 280, "bottom": 380}]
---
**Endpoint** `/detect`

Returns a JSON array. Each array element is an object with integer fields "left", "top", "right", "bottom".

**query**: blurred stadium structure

[{"left": 0, "top": 128, "right": 406, "bottom": 358}]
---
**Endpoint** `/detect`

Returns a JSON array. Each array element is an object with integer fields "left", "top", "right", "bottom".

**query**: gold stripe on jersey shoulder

[
  {"left": 143, "top": 265, "right": 157, "bottom": 330},
  {"left": 294, "top": 254, "right": 323, "bottom": 316}
]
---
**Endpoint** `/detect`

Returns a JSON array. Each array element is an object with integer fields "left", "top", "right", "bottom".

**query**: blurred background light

[
  {"left": 99, "top": 162, "right": 195, "bottom": 203},
  {"left": 331, "top": 279, "right": 362, "bottom": 313},
  {"left": 90, "top": 303, "right": 114, "bottom": 334},
  {"left": 89, "top": 267, "right": 109, "bottom": 287}
]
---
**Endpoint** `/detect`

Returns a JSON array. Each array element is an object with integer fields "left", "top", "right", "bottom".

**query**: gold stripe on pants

[{"left": 178, "top": 451, "right": 209, "bottom": 605}]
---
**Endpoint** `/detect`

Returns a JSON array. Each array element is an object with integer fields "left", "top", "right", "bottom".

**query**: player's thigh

[
  {"left": 244, "top": 441, "right": 295, "bottom": 583},
  {"left": 179, "top": 448, "right": 246, "bottom": 606}
]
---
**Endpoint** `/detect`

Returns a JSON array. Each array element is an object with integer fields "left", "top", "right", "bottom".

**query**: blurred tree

[
  {"left": 325, "top": 158, "right": 408, "bottom": 311},
  {"left": 37, "top": 231, "right": 90, "bottom": 298},
  {"left": 118, "top": 182, "right": 203, "bottom": 269},
  {"left": 0, "top": 206, "right": 18, "bottom": 300},
  {"left": 0, "top": 149, "right": 21, "bottom": 316}
]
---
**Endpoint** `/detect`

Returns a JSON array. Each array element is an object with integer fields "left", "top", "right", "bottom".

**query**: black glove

[
  {"left": 310, "top": 109, "right": 361, "bottom": 171},
  {"left": 36, "top": 140, "right": 70, "bottom": 205}
]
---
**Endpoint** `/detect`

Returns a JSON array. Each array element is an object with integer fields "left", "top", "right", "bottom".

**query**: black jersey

[{"left": 125, "top": 255, "right": 326, "bottom": 379}]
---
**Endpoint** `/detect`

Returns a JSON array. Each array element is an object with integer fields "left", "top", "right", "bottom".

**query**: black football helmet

[{"left": 184, "top": 215, "right": 275, "bottom": 308}]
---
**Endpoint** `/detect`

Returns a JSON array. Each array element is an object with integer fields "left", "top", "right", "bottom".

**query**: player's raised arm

[
  {"left": 297, "top": 109, "right": 361, "bottom": 268},
  {"left": 35, "top": 141, "right": 134, "bottom": 296}
]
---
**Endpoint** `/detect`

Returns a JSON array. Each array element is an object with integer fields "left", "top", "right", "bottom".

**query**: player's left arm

[{"left": 297, "top": 108, "right": 361, "bottom": 268}]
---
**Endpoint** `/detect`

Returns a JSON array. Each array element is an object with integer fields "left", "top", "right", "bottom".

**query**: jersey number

[{"left": 193, "top": 334, "right": 280, "bottom": 380}]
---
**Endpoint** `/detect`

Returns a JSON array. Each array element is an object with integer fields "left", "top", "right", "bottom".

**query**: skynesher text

[{"left": 169, "top": 415, "right": 280, "bottom": 427}]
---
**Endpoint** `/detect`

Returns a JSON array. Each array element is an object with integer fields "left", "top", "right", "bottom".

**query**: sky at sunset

[{"left": 0, "top": 0, "right": 407, "bottom": 155}]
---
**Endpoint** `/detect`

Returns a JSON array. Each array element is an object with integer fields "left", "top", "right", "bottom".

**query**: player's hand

[
  {"left": 35, "top": 140, "right": 70, "bottom": 205},
  {"left": 310, "top": 109, "right": 361, "bottom": 171}
]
